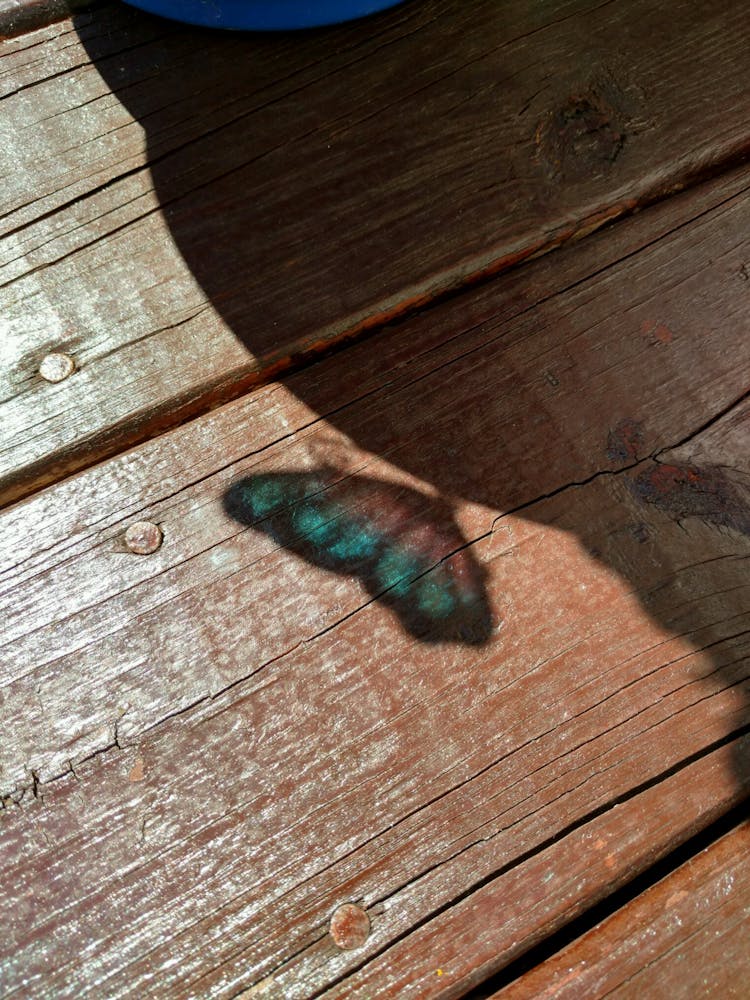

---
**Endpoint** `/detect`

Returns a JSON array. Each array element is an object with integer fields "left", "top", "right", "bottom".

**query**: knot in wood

[{"left": 536, "top": 67, "right": 646, "bottom": 182}]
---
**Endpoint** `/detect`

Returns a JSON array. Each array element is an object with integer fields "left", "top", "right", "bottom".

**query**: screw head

[
  {"left": 329, "top": 903, "right": 371, "bottom": 951},
  {"left": 39, "top": 352, "right": 75, "bottom": 383},
  {"left": 125, "top": 521, "right": 163, "bottom": 555}
]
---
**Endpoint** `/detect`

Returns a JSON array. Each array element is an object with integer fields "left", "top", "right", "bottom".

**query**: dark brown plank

[
  {"left": 1, "top": 165, "right": 749, "bottom": 997},
  {"left": 3, "top": 0, "right": 750, "bottom": 502},
  {"left": 491, "top": 819, "right": 750, "bottom": 1000}
]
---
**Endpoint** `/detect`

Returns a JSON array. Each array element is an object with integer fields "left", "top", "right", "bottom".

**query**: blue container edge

[{"left": 123, "top": 0, "right": 406, "bottom": 31}]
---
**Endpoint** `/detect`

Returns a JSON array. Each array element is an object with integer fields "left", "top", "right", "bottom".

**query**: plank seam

[
  {"left": 4, "top": 117, "right": 750, "bottom": 505},
  {"left": 302, "top": 728, "right": 750, "bottom": 1000},
  {"left": 192, "top": 651, "right": 750, "bottom": 993},
  {"left": 367, "top": 679, "right": 750, "bottom": 914},
  {"left": 598, "top": 919, "right": 723, "bottom": 999},
  {"left": 130, "top": 703, "right": 750, "bottom": 998},
  {"left": 462, "top": 805, "right": 750, "bottom": 999}
]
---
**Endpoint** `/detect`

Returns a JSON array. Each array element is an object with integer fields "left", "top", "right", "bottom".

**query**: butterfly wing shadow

[{"left": 223, "top": 470, "right": 494, "bottom": 645}]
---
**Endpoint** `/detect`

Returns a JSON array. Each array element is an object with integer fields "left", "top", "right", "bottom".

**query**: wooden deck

[{"left": 1, "top": 1, "right": 748, "bottom": 996}]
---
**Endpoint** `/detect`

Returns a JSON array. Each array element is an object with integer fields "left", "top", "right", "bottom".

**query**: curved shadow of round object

[{"left": 76, "top": 4, "right": 750, "bottom": 781}]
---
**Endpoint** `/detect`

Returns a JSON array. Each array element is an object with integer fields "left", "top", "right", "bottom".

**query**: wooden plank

[
  {"left": 0, "top": 668, "right": 747, "bottom": 997},
  {"left": 1, "top": 165, "right": 749, "bottom": 998},
  {"left": 2, "top": 162, "right": 749, "bottom": 790},
  {"left": 3, "top": 0, "right": 750, "bottom": 502},
  {"left": 1, "top": 402, "right": 749, "bottom": 993},
  {"left": 490, "top": 819, "right": 750, "bottom": 1000},
  {"left": 320, "top": 757, "right": 750, "bottom": 1000}
]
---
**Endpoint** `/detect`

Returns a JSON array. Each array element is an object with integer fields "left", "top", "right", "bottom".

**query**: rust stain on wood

[{"left": 631, "top": 462, "right": 750, "bottom": 538}]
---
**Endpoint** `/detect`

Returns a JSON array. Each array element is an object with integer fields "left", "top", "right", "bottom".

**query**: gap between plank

[
  {"left": 4, "top": 138, "right": 750, "bottom": 510},
  {"left": 461, "top": 799, "right": 750, "bottom": 1000},
  {"left": 281, "top": 728, "right": 750, "bottom": 1000}
]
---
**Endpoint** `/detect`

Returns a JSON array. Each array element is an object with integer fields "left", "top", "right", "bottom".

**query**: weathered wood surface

[
  {"left": 3, "top": 0, "right": 750, "bottom": 503},
  {"left": 3, "top": 163, "right": 749, "bottom": 791},
  {"left": 491, "top": 819, "right": 750, "bottom": 999},
  {"left": 1, "top": 436, "right": 748, "bottom": 996},
  {"left": 1, "top": 164, "right": 748, "bottom": 996},
  {"left": 1, "top": 718, "right": 747, "bottom": 998}
]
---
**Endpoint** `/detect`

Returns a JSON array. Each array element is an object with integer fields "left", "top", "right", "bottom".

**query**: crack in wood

[
  {"left": 3, "top": 387, "right": 747, "bottom": 804},
  {"left": 303, "top": 728, "right": 750, "bottom": 999},
  {"left": 5, "top": 2, "right": 750, "bottom": 507},
  {"left": 2, "top": 6, "right": 749, "bottom": 997},
  {"left": 462, "top": 804, "right": 750, "bottom": 998}
]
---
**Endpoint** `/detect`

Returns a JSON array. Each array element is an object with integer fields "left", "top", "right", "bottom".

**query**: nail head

[
  {"left": 39, "top": 352, "right": 75, "bottom": 383},
  {"left": 125, "top": 521, "right": 163, "bottom": 555},
  {"left": 330, "top": 903, "right": 370, "bottom": 951}
]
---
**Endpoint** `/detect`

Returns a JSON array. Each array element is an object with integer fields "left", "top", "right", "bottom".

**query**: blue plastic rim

[{"left": 123, "top": 0, "right": 406, "bottom": 30}]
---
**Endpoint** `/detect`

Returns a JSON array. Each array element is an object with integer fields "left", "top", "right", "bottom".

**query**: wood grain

[
  {"left": 1, "top": 165, "right": 748, "bottom": 997},
  {"left": 0, "top": 656, "right": 746, "bottom": 998},
  {"left": 3, "top": 0, "right": 750, "bottom": 502},
  {"left": 2, "top": 161, "right": 749, "bottom": 790},
  {"left": 491, "top": 819, "right": 750, "bottom": 999},
  {"left": 2, "top": 163, "right": 749, "bottom": 792}
]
